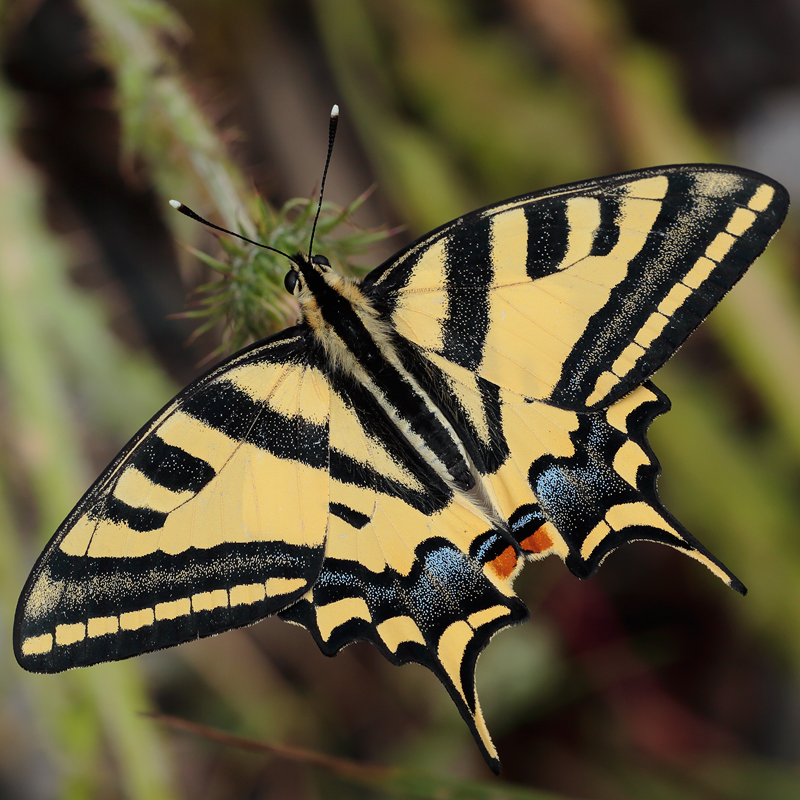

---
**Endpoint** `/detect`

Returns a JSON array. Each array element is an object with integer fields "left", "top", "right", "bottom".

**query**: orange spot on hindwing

[
  {"left": 488, "top": 546, "right": 518, "bottom": 579},
  {"left": 520, "top": 525, "right": 554, "bottom": 555}
]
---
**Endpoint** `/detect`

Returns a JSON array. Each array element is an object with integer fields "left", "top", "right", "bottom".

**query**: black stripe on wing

[
  {"left": 524, "top": 199, "right": 571, "bottom": 279},
  {"left": 588, "top": 195, "right": 621, "bottom": 257},
  {"left": 440, "top": 216, "right": 493, "bottom": 370},
  {"left": 549, "top": 169, "right": 789, "bottom": 409},
  {"left": 180, "top": 380, "right": 328, "bottom": 469},
  {"left": 392, "top": 335, "right": 510, "bottom": 476},
  {"left": 18, "top": 540, "right": 324, "bottom": 672},
  {"left": 130, "top": 437, "right": 216, "bottom": 494}
]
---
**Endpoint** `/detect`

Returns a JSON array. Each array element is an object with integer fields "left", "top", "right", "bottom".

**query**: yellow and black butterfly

[{"left": 14, "top": 108, "right": 789, "bottom": 772}]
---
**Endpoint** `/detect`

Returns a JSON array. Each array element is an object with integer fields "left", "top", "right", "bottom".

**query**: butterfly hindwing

[
  {"left": 365, "top": 165, "right": 788, "bottom": 410},
  {"left": 15, "top": 330, "right": 330, "bottom": 672},
  {"left": 279, "top": 370, "right": 527, "bottom": 772},
  {"left": 386, "top": 339, "right": 741, "bottom": 591},
  {"left": 502, "top": 381, "right": 743, "bottom": 588}
]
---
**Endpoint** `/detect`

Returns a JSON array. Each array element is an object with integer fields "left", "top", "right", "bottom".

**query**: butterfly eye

[
  {"left": 284, "top": 269, "right": 299, "bottom": 293},
  {"left": 312, "top": 254, "right": 331, "bottom": 270}
]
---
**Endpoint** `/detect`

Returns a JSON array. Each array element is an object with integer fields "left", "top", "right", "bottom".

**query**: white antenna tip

[
  {"left": 331, "top": 104, "right": 339, "bottom": 118},
  {"left": 169, "top": 199, "right": 182, "bottom": 209}
]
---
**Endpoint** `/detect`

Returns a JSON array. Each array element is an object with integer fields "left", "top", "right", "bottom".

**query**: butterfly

[{"left": 14, "top": 132, "right": 788, "bottom": 772}]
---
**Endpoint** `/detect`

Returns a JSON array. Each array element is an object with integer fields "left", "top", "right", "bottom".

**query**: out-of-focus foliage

[
  {"left": 184, "top": 190, "right": 393, "bottom": 357},
  {"left": 1, "top": 0, "right": 799, "bottom": 798}
]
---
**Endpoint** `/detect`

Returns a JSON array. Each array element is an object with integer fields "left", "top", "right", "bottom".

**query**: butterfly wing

[
  {"left": 15, "top": 323, "right": 527, "bottom": 770},
  {"left": 279, "top": 372, "right": 527, "bottom": 773},
  {"left": 400, "top": 347, "right": 743, "bottom": 589},
  {"left": 361, "top": 165, "right": 788, "bottom": 586},
  {"left": 364, "top": 165, "right": 788, "bottom": 410},
  {"left": 15, "top": 329, "right": 331, "bottom": 672}
]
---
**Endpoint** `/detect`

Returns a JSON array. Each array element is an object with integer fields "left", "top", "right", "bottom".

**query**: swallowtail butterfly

[{"left": 15, "top": 107, "right": 789, "bottom": 772}]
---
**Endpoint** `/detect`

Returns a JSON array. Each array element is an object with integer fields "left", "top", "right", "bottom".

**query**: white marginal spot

[
  {"left": 265, "top": 577, "right": 306, "bottom": 597},
  {"left": 87, "top": 616, "right": 119, "bottom": 638},
  {"left": 55, "top": 622, "right": 86, "bottom": 646},
  {"left": 726, "top": 207, "right": 756, "bottom": 236},
  {"left": 467, "top": 606, "right": 509, "bottom": 629},
  {"left": 230, "top": 582, "right": 267, "bottom": 606},
  {"left": 748, "top": 184, "right": 774, "bottom": 212},
  {"left": 611, "top": 341, "right": 646, "bottom": 378},
  {"left": 316, "top": 597, "right": 371, "bottom": 641},
  {"left": 376, "top": 615, "right": 426, "bottom": 652},
  {"left": 192, "top": 589, "right": 229, "bottom": 613},
  {"left": 120, "top": 608, "right": 155, "bottom": 631},
  {"left": 605, "top": 384, "right": 657, "bottom": 432},
  {"left": 155, "top": 597, "right": 191, "bottom": 621},
  {"left": 682, "top": 256, "right": 716, "bottom": 289},
  {"left": 633, "top": 312, "right": 669, "bottom": 348},
  {"left": 657, "top": 283, "right": 692, "bottom": 316},
  {"left": 21, "top": 633, "right": 53, "bottom": 656},
  {"left": 705, "top": 231, "right": 736, "bottom": 262},
  {"left": 585, "top": 371, "right": 619, "bottom": 406},
  {"left": 613, "top": 440, "right": 648, "bottom": 487}
]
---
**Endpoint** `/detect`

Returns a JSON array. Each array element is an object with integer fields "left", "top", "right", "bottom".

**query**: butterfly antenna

[
  {"left": 169, "top": 200, "right": 294, "bottom": 263},
  {"left": 307, "top": 104, "right": 339, "bottom": 263}
]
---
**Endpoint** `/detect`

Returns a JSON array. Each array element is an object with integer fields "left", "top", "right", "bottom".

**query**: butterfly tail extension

[
  {"left": 15, "top": 331, "right": 332, "bottom": 672},
  {"left": 509, "top": 381, "right": 745, "bottom": 593},
  {"left": 279, "top": 529, "right": 528, "bottom": 774}
]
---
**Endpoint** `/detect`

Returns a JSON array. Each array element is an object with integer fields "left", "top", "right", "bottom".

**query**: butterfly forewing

[
  {"left": 368, "top": 165, "right": 788, "bottom": 411},
  {"left": 15, "top": 331, "right": 330, "bottom": 672}
]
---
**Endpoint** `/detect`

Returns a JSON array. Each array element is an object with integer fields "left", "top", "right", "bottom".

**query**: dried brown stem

[{"left": 146, "top": 713, "right": 398, "bottom": 782}]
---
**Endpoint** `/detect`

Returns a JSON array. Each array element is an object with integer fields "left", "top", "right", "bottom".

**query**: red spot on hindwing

[
  {"left": 488, "top": 546, "right": 518, "bottom": 579},
  {"left": 520, "top": 525, "right": 554, "bottom": 554}
]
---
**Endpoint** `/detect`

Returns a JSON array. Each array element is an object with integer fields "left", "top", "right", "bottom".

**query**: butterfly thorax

[{"left": 292, "top": 256, "right": 504, "bottom": 520}]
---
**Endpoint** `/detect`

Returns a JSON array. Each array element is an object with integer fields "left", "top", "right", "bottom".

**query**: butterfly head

[{"left": 284, "top": 253, "right": 336, "bottom": 294}]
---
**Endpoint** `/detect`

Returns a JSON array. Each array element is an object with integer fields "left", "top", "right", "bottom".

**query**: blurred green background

[{"left": 1, "top": 0, "right": 800, "bottom": 798}]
